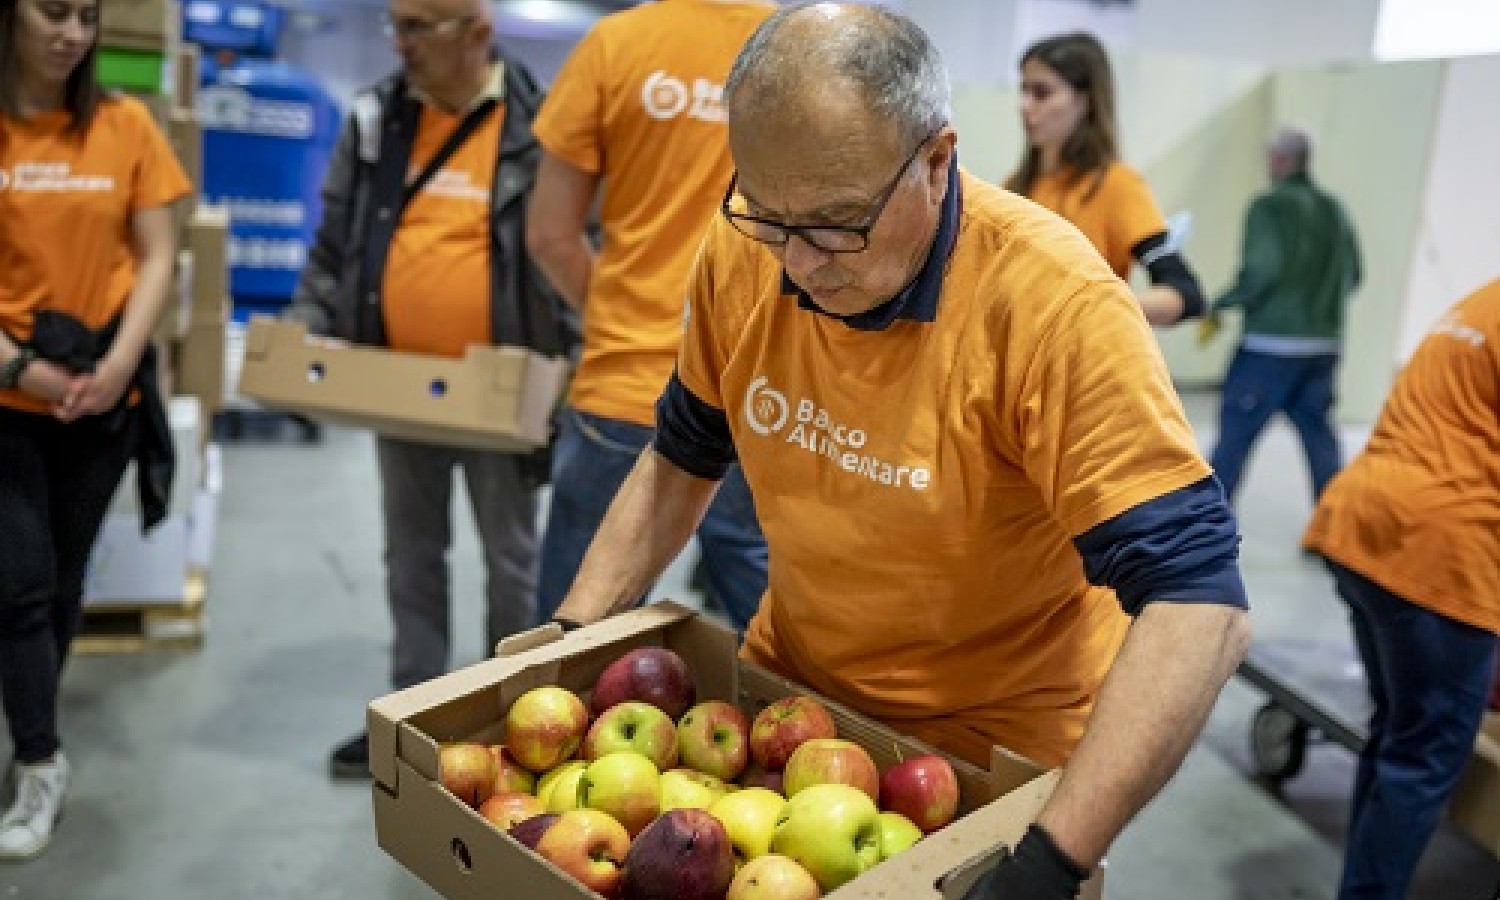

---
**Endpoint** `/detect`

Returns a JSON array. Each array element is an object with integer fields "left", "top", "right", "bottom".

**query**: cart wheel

[{"left": 1251, "top": 702, "right": 1309, "bottom": 783}]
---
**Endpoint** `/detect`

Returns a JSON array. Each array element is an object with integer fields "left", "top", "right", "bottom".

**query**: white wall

[{"left": 1396, "top": 54, "right": 1500, "bottom": 358}]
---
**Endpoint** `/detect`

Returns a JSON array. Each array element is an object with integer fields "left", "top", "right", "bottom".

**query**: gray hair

[
  {"left": 1269, "top": 126, "right": 1312, "bottom": 172},
  {"left": 724, "top": 2, "right": 952, "bottom": 146}
]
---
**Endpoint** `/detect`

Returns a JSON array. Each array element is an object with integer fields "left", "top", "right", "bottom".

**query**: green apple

[
  {"left": 582, "top": 700, "right": 680, "bottom": 771},
  {"left": 710, "top": 787, "right": 787, "bottom": 868},
  {"left": 876, "top": 811, "right": 922, "bottom": 859},
  {"left": 660, "top": 768, "right": 730, "bottom": 812},
  {"left": 536, "top": 760, "right": 588, "bottom": 812},
  {"left": 577, "top": 751, "right": 661, "bottom": 837},
  {"left": 771, "top": 783, "right": 882, "bottom": 892}
]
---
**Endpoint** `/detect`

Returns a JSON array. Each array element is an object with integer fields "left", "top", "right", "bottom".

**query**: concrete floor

[{"left": 3, "top": 395, "right": 1498, "bottom": 899}]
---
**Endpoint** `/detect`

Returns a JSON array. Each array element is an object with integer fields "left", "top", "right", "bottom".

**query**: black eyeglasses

[{"left": 721, "top": 125, "right": 943, "bottom": 254}]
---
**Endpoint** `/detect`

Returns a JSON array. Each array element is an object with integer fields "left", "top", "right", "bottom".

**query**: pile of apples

[{"left": 436, "top": 647, "right": 960, "bottom": 900}]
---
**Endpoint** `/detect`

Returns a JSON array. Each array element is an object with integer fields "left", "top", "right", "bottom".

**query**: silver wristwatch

[{"left": 0, "top": 348, "right": 37, "bottom": 390}]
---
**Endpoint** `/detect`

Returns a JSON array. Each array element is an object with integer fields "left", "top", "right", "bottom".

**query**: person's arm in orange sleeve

[
  {"left": 526, "top": 151, "right": 600, "bottom": 312},
  {"left": 56, "top": 205, "right": 178, "bottom": 421}
]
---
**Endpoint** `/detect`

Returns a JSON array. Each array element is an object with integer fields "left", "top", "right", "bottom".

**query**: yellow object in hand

[{"left": 1196, "top": 312, "right": 1222, "bottom": 347}]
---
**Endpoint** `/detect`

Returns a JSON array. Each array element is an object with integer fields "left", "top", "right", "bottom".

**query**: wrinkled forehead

[{"left": 727, "top": 87, "right": 907, "bottom": 210}]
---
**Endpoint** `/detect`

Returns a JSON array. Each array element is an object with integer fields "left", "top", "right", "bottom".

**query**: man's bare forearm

[
  {"left": 533, "top": 237, "right": 594, "bottom": 312},
  {"left": 554, "top": 448, "right": 721, "bottom": 624},
  {"left": 1036, "top": 602, "right": 1250, "bottom": 868}
]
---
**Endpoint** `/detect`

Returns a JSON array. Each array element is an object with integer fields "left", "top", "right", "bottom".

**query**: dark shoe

[{"left": 329, "top": 733, "right": 369, "bottom": 780}]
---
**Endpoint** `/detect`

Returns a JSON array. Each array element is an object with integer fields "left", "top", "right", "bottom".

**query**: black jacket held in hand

[{"left": 29, "top": 309, "right": 174, "bottom": 530}]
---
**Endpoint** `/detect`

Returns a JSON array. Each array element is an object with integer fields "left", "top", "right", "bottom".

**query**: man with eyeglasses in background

[
  {"left": 525, "top": 0, "right": 773, "bottom": 634},
  {"left": 285, "top": 0, "right": 572, "bottom": 779},
  {"left": 549, "top": 5, "right": 1251, "bottom": 898}
]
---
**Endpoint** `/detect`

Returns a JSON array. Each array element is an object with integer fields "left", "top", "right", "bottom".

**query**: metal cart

[{"left": 1235, "top": 637, "right": 1371, "bottom": 783}]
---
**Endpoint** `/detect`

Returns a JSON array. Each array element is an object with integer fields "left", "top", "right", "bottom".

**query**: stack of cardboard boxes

[{"left": 82, "top": 2, "right": 227, "bottom": 650}]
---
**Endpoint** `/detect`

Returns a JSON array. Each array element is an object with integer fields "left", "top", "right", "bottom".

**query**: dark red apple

[
  {"left": 879, "top": 753, "right": 960, "bottom": 833},
  {"left": 619, "top": 808, "right": 736, "bottom": 900},
  {"left": 739, "top": 764, "right": 784, "bottom": 796},
  {"left": 591, "top": 647, "right": 697, "bottom": 719}
]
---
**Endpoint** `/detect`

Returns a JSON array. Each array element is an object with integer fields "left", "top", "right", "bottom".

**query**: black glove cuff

[
  {"left": 548, "top": 616, "right": 584, "bottom": 633},
  {"left": 1016, "top": 824, "right": 1090, "bottom": 890}
]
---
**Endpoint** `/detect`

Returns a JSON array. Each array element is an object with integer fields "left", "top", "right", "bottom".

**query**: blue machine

[{"left": 185, "top": 1, "right": 341, "bottom": 319}]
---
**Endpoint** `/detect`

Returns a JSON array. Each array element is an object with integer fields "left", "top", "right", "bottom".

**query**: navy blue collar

[{"left": 782, "top": 158, "right": 961, "bottom": 331}]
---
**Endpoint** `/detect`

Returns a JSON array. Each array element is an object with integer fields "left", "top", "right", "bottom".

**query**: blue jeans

[
  {"left": 1210, "top": 348, "right": 1343, "bottom": 503},
  {"left": 1329, "top": 562, "right": 1496, "bottom": 900},
  {"left": 537, "top": 407, "right": 768, "bottom": 631}
]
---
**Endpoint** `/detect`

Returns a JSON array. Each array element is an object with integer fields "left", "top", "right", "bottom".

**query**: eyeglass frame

[
  {"left": 381, "top": 12, "right": 474, "bottom": 41},
  {"left": 720, "top": 124, "right": 945, "bottom": 254}
]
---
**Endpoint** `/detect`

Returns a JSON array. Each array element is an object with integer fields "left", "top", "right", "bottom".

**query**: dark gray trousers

[{"left": 376, "top": 436, "right": 538, "bottom": 690}]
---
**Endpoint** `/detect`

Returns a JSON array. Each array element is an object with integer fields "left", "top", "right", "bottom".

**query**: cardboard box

[
  {"left": 1449, "top": 712, "right": 1500, "bottom": 858},
  {"left": 184, "top": 204, "right": 231, "bottom": 315},
  {"left": 101, "top": 0, "right": 174, "bottom": 50},
  {"left": 370, "top": 602, "right": 1104, "bottom": 900},
  {"left": 238, "top": 318, "right": 568, "bottom": 453},
  {"left": 173, "top": 43, "right": 199, "bottom": 114},
  {"left": 176, "top": 312, "right": 228, "bottom": 414},
  {"left": 167, "top": 111, "right": 202, "bottom": 192}
]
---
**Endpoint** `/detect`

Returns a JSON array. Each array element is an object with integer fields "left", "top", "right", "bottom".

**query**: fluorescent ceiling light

[{"left": 1374, "top": 0, "right": 1500, "bottom": 61}]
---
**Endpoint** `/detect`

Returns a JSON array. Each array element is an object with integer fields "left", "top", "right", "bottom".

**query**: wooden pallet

[{"left": 76, "top": 570, "right": 208, "bottom": 654}]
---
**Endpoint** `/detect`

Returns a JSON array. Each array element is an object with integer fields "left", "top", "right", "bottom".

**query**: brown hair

[
  {"left": 1006, "top": 31, "right": 1119, "bottom": 203},
  {"left": 0, "top": 0, "right": 104, "bottom": 132}
]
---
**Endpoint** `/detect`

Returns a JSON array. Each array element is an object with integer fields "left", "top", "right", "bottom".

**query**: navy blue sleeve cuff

[
  {"left": 1073, "top": 477, "right": 1249, "bottom": 616},
  {"left": 652, "top": 371, "right": 737, "bottom": 480}
]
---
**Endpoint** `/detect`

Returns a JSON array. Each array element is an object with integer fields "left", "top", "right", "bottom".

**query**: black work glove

[{"left": 960, "top": 824, "right": 1089, "bottom": 900}]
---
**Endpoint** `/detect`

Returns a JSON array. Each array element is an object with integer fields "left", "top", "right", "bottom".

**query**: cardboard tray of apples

[{"left": 369, "top": 601, "right": 1086, "bottom": 900}]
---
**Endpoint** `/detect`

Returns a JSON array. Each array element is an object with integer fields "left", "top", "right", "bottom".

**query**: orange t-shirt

[
  {"left": 1024, "top": 161, "right": 1166, "bottom": 280},
  {"left": 677, "top": 170, "right": 1211, "bottom": 768},
  {"left": 1304, "top": 280, "right": 1500, "bottom": 634},
  {"left": 382, "top": 101, "right": 505, "bottom": 358},
  {"left": 0, "top": 95, "right": 191, "bottom": 414},
  {"left": 532, "top": 0, "right": 775, "bottom": 427}
]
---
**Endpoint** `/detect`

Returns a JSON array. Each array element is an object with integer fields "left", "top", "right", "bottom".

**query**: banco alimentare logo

[
  {"left": 743, "top": 376, "right": 789, "bottom": 437},
  {"left": 641, "top": 71, "right": 728, "bottom": 123}
]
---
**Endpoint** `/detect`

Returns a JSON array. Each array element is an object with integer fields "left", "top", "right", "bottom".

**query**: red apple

[
  {"left": 749, "top": 697, "right": 837, "bottom": 771},
  {"left": 535, "top": 808, "right": 632, "bottom": 899},
  {"left": 505, "top": 685, "right": 590, "bottom": 773},
  {"left": 487, "top": 745, "right": 537, "bottom": 796},
  {"left": 620, "top": 808, "right": 736, "bottom": 900},
  {"left": 678, "top": 701, "right": 750, "bottom": 782},
  {"left": 879, "top": 753, "right": 959, "bottom": 833},
  {"left": 591, "top": 647, "right": 697, "bottom": 719},
  {"left": 439, "top": 742, "right": 499, "bottom": 808},
  {"left": 783, "top": 738, "right": 879, "bottom": 803},
  {"left": 582, "top": 700, "right": 680, "bottom": 770},
  {"left": 479, "top": 792, "right": 547, "bottom": 831},
  {"left": 727, "top": 854, "right": 822, "bottom": 900},
  {"left": 509, "top": 812, "right": 561, "bottom": 850}
]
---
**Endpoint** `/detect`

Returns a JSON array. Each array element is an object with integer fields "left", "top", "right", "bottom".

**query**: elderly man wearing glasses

[
  {"left": 286, "top": 0, "right": 571, "bottom": 780},
  {"left": 551, "top": 5, "right": 1251, "bottom": 898}
]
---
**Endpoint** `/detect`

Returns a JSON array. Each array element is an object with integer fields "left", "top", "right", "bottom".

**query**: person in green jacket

[{"left": 1202, "top": 126, "right": 1361, "bottom": 503}]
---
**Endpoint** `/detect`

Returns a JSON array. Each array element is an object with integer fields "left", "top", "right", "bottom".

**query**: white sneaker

[{"left": 0, "top": 753, "right": 69, "bottom": 861}]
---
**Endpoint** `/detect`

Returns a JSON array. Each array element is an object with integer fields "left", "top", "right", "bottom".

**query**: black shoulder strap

[{"left": 402, "top": 96, "right": 499, "bottom": 210}]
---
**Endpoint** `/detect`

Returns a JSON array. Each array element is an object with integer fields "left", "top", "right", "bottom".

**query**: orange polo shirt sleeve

[
  {"left": 1304, "top": 279, "right": 1500, "bottom": 634},
  {"left": 1, "top": 95, "right": 190, "bottom": 414}
]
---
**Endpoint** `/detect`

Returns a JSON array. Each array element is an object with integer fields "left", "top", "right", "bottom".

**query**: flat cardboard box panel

[
  {"left": 369, "top": 603, "right": 1103, "bottom": 900},
  {"left": 176, "top": 315, "right": 227, "bottom": 413},
  {"left": 184, "top": 205, "right": 231, "bottom": 315},
  {"left": 238, "top": 318, "right": 567, "bottom": 453},
  {"left": 1449, "top": 712, "right": 1500, "bottom": 858},
  {"left": 101, "top": 0, "right": 173, "bottom": 49}
]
